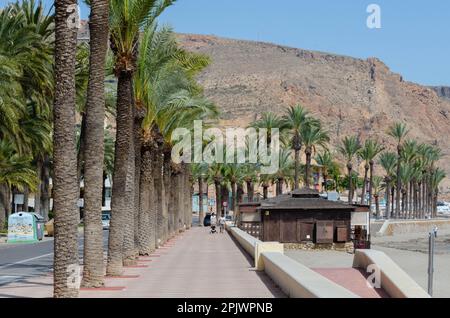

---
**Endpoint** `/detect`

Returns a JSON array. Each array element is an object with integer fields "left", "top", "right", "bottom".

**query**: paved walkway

[
  {"left": 312, "top": 268, "right": 389, "bottom": 298},
  {"left": 0, "top": 227, "right": 284, "bottom": 298}
]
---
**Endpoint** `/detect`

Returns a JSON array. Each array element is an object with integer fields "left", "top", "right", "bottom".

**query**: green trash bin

[
  {"left": 7, "top": 212, "right": 43, "bottom": 243},
  {"left": 32, "top": 213, "right": 45, "bottom": 241}
]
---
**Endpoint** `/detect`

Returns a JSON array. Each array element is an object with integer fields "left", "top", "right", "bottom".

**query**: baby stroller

[{"left": 210, "top": 225, "right": 217, "bottom": 234}]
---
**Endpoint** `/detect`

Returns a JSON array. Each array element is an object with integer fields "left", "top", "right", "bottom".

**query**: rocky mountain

[
  {"left": 431, "top": 86, "right": 450, "bottom": 100},
  {"left": 177, "top": 34, "right": 450, "bottom": 194}
]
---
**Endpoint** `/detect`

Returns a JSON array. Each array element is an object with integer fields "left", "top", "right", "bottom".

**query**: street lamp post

[{"left": 428, "top": 226, "right": 438, "bottom": 296}]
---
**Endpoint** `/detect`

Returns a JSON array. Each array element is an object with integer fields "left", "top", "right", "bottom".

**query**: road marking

[{"left": 0, "top": 252, "right": 54, "bottom": 270}]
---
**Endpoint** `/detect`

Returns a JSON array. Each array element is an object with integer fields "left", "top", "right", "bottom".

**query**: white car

[
  {"left": 102, "top": 214, "right": 110, "bottom": 230},
  {"left": 437, "top": 202, "right": 450, "bottom": 214}
]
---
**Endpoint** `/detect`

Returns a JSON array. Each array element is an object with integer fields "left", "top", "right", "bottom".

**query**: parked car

[
  {"left": 225, "top": 215, "right": 233, "bottom": 222},
  {"left": 102, "top": 214, "right": 111, "bottom": 230},
  {"left": 203, "top": 213, "right": 211, "bottom": 226}
]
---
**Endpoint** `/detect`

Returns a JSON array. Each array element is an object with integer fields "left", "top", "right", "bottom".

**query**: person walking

[{"left": 219, "top": 215, "right": 226, "bottom": 233}]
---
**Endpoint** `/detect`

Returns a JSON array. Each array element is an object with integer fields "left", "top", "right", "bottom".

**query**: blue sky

[{"left": 2, "top": 0, "right": 450, "bottom": 86}]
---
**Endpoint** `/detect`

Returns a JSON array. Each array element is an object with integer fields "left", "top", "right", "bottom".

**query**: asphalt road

[{"left": 0, "top": 230, "right": 109, "bottom": 287}]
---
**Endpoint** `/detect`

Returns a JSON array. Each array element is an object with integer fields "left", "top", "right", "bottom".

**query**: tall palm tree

[
  {"left": 81, "top": 0, "right": 110, "bottom": 289},
  {"left": 223, "top": 164, "right": 241, "bottom": 212},
  {"left": 358, "top": 139, "right": 383, "bottom": 205},
  {"left": 371, "top": 176, "right": 384, "bottom": 219},
  {"left": 282, "top": 105, "right": 310, "bottom": 190},
  {"left": 192, "top": 163, "right": 208, "bottom": 226},
  {"left": 0, "top": 140, "right": 37, "bottom": 226},
  {"left": 208, "top": 163, "right": 224, "bottom": 217},
  {"left": 107, "top": 0, "right": 174, "bottom": 275},
  {"left": 314, "top": 150, "right": 337, "bottom": 193},
  {"left": 431, "top": 168, "right": 446, "bottom": 218},
  {"left": 300, "top": 120, "right": 329, "bottom": 188},
  {"left": 137, "top": 23, "right": 214, "bottom": 243},
  {"left": 379, "top": 152, "right": 397, "bottom": 219},
  {"left": 52, "top": 0, "right": 80, "bottom": 298},
  {"left": 259, "top": 173, "right": 272, "bottom": 199},
  {"left": 338, "top": 136, "right": 361, "bottom": 204},
  {"left": 388, "top": 122, "right": 409, "bottom": 219},
  {"left": 272, "top": 148, "right": 293, "bottom": 195}
]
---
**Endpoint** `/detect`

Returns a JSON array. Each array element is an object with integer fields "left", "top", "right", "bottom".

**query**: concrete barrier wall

[
  {"left": 377, "top": 219, "right": 450, "bottom": 236},
  {"left": 353, "top": 249, "right": 430, "bottom": 298},
  {"left": 262, "top": 252, "right": 359, "bottom": 298},
  {"left": 227, "top": 225, "right": 359, "bottom": 298},
  {"left": 228, "top": 226, "right": 260, "bottom": 258}
]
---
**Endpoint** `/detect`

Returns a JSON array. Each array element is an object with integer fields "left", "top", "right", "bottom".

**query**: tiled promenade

[{"left": 0, "top": 227, "right": 285, "bottom": 298}]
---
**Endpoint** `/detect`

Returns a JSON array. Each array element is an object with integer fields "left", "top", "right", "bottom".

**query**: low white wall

[
  {"left": 262, "top": 252, "right": 359, "bottom": 298},
  {"left": 376, "top": 219, "right": 450, "bottom": 236},
  {"left": 353, "top": 249, "right": 430, "bottom": 298},
  {"left": 227, "top": 225, "right": 359, "bottom": 298},
  {"left": 228, "top": 226, "right": 260, "bottom": 258}
]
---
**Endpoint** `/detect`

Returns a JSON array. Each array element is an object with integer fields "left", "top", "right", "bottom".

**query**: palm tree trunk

[
  {"left": 107, "top": 70, "right": 135, "bottom": 275},
  {"left": 231, "top": 181, "right": 236, "bottom": 214},
  {"left": 0, "top": 184, "right": 8, "bottom": 229},
  {"left": 385, "top": 179, "right": 391, "bottom": 219},
  {"left": 361, "top": 164, "right": 369, "bottom": 205},
  {"left": 305, "top": 148, "right": 312, "bottom": 188},
  {"left": 23, "top": 186, "right": 29, "bottom": 212},
  {"left": 246, "top": 180, "right": 254, "bottom": 202},
  {"left": 81, "top": 0, "right": 109, "bottom": 288},
  {"left": 263, "top": 185, "right": 268, "bottom": 200},
  {"left": 347, "top": 164, "right": 353, "bottom": 204},
  {"left": 138, "top": 146, "right": 156, "bottom": 255},
  {"left": 199, "top": 177, "right": 204, "bottom": 227},
  {"left": 34, "top": 158, "right": 43, "bottom": 215},
  {"left": 215, "top": 181, "right": 221, "bottom": 217},
  {"left": 375, "top": 195, "right": 380, "bottom": 219},
  {"left": 154, "top": 148, "right": 166, "bottom": 246},
  {"left": 368, "top": 161, "right": 375, "bottom": 207},
  {"left": 185, "top": 164, "right": 193, "bottom": 229},
  {"left": 102, "top": 172, "right": 107, "bottom": 207},
  {"left": 77, "top": 113, "right": 86, "bottom": 182},
  {"left": 41, "top": 156, "right": 51, "bottom": 221},
  {"left": 133, "top": 115, "right": 143, "bottom": 258},
  {"left": 163, "top": 153, "right": 174, "bottom": 238},
  {"left": 395, "top": 158, "right": 401, "bottom": 219},
  {"left": 391, "top": 186, "right": 395, "bottom": 218},
  {"left": 178, "top": 167, "right": 185, "bottom": 230},
  {"left": 53, "top": 0, "right": 80, "bottom": 297},
  {"left": 294, "top": 149, "right": 300, "bottom": 190},
  {"left": 237, "top": 183, "right": 244, "bottom": 203}
]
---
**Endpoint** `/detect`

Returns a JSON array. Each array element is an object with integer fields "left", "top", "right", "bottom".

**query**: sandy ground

[{"left": 286, "top": 230, "right": 450, "bottom": 298}]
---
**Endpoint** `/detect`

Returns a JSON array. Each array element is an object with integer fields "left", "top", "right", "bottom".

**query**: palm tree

[
  {"left": 81, "top": 0, "right": 110, "bottom": 289},
  {"left": 338, "top": 136, "right": 361, "bottom": 204},
  {"left": 209, "top": 163, "right": 224, "bottom": 217},
  {"left": 314, "top": 151, "right": 337, "bottom": 193},
  {"left": 136, "top": 23, "right": 215, "bottom": 242},
  {"left": 223, "top": 164, "right": 241, "bottom": 212},
  {"left": 431, "top": 168, "right": 446, "bottom": 218},
  {"left": 259, "top": 173, "right": 272, "bottom": 199},
  {"left": 192, "top": 163, "right": 208, "bottom": 226},
  {"left": 388, "top": 122, "right": 409, "bottom": 219},
  {"left": 379, "top": 152, "right": 397, "bottom": 219},
  {"left": 0, "top": 141, "right": 37, "bottom": 227},
  {"left": 273, "top": 148, "right": 293, "bottom": 195},
  {"left": 107, "top": 0, "right": 174, "bottom": 275},
  {"left": 371, "top": 176, "right": 384, "bottom": 219},
  {"left": 282, "top": 105, "right": 309, "bottom": 190},
  {"left": 301, "top": 120, "right": 329, "bottom": 188},
  {"left": 358, "top": 139, "right": 383, "bottom": 205},
  {"left": 52, "top": 0, "right": 80, "bottom": 298},
  {"left": 399, "top": 163, "right": 414, "bottom": 219}
]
